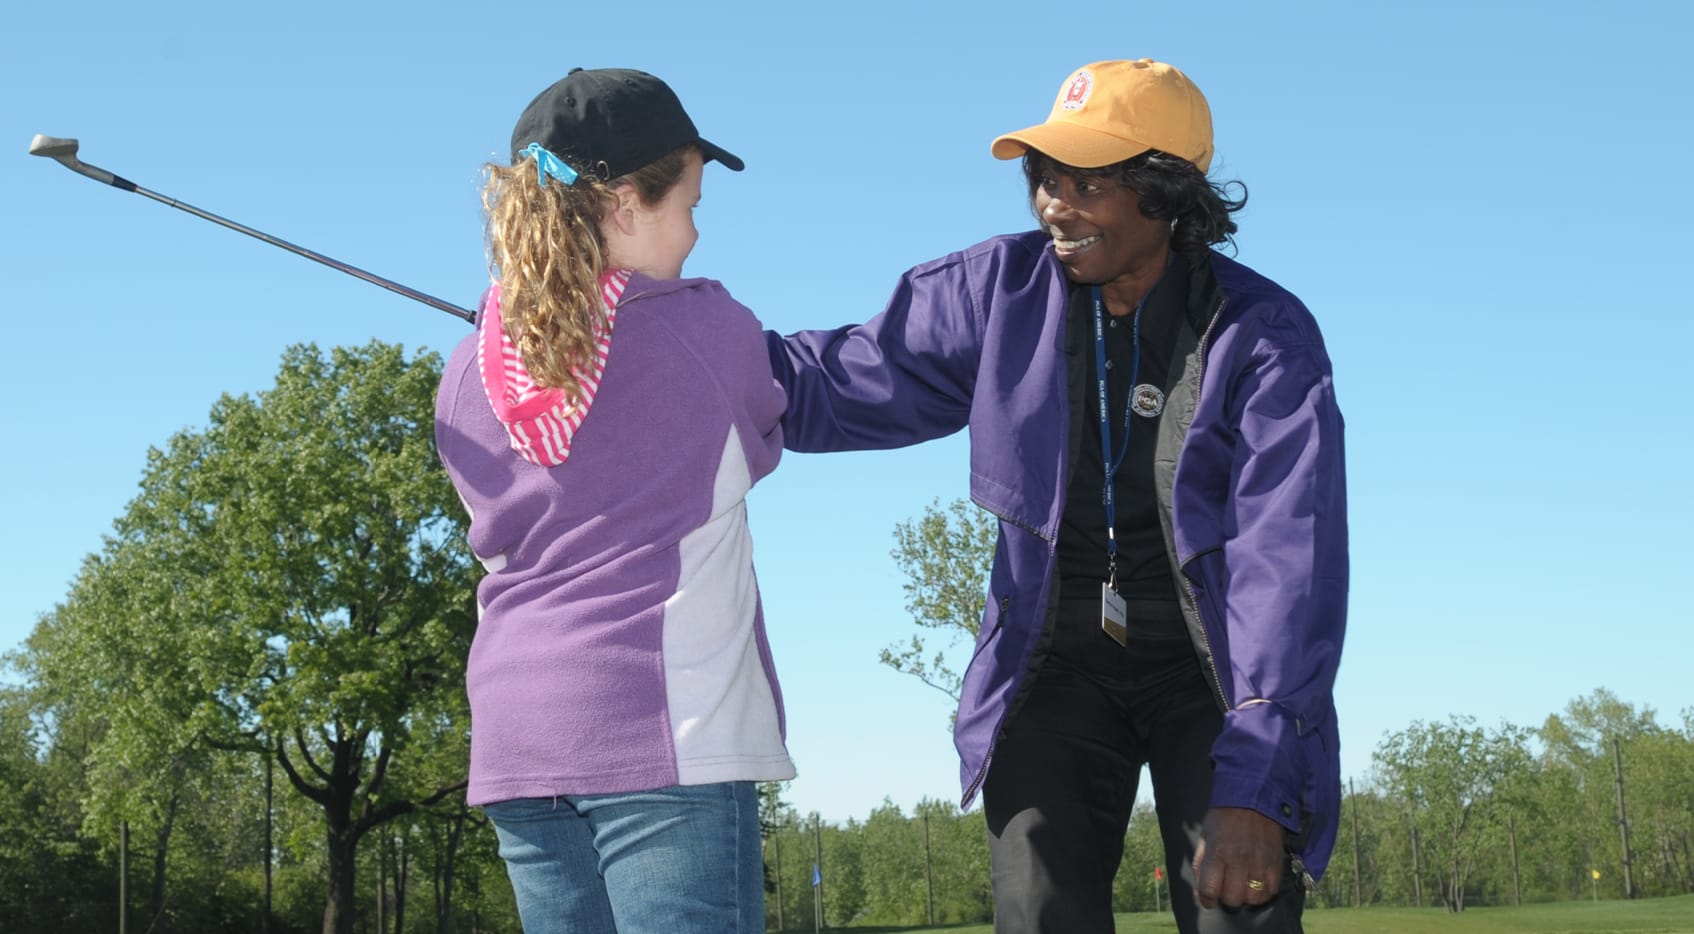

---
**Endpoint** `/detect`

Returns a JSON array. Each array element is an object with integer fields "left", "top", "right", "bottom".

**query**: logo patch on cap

[
  {"left": 1131, "top": 384, "right": 1166, "bottom": 418},
  {"left": 1061, "top": 70, "right": 1094, "bottom": 110}
]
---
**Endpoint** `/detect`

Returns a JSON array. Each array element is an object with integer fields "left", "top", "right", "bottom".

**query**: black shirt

[{"left": 1054, "top": 258, "right": 1188, "bottom": 643}]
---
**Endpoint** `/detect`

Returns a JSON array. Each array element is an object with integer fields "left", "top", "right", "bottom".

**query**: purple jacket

[
  {"left": 438, "top": 274, "right": 794, "bottom": 805},
  {"left": 766, "top": 231, "right": 1348, "bottom": 877}
]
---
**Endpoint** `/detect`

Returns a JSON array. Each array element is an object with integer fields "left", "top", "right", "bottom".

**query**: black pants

[{"left": 982, "top": 634, "right": 1304, "bottom": 934}]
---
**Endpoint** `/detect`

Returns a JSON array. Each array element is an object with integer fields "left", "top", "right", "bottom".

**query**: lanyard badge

[{"left": 1101, "top": 583, "right": 1129, "bottom": 647}]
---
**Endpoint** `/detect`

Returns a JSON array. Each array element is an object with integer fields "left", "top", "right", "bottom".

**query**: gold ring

[{"left": 1247, "top": 879, "right": 1267, "bottom": 892}]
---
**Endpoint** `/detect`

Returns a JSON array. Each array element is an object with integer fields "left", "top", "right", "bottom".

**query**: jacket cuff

[{"left": 1207, "top": 702, "right": 1305, "bottom": 833}]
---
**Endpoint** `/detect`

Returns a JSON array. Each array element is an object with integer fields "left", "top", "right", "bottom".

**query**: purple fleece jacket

[{"left": 437, "top": 273, "right": 794, "bottom": 805}]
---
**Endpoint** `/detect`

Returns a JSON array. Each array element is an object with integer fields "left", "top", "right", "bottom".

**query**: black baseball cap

[{"left": 509, "top": 68, "right": 744, "bottom": 180}]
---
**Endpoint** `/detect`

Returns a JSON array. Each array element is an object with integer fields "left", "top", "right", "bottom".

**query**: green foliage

[
  {"left": 884, "top": 498, "right": 997, "bottom": 704},
  {"left": 0, "top": 686, "right": 110, "bottom": 930},
  {"left": 1344, "top": 692, "right": 1694, "bottom": 913},
  {"left": 764, "top": 800, "right": 993, "bottom": 930},
  {"left": 1374, "top": 715, "right": 1535, "bottom": 911},
  {"left": 852, "top": 800, "right": 927, "bottom": 925},
  {"left": 12, "top": 341, "right": 482, "bottom": 934},
  {"left": 914, "top": 799, "right": 993, "bottom": 925},
  {"left": 1111, "top": 804, "right": 1167, "bottom": 913},
  {"left": 763, "top": 811, "right": 828, "bottom": 930},
  {"left": 1536, "top": 690, "right": 1694, "bottom": 900}
]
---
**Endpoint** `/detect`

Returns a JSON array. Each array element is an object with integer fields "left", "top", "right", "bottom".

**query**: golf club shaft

[
  {"left": 35, "top": 138, "right": 474, "bottom": 323},
  {"left": 126, "top": 182, "right": 476, "bottom": 323}
]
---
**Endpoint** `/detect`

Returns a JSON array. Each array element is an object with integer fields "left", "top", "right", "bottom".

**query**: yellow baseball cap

[{"left": 991, "top": 59, "right": 1214, "bottom": 172}]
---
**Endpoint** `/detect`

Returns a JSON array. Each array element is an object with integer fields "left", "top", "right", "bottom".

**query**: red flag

[{"left": 1155, "top": 867, "right": 1164, "bottom": 880}]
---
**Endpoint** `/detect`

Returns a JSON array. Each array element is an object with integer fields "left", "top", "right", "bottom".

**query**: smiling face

[{"left": 1030, "top": 156, "right": 1172, "bottom": 312}]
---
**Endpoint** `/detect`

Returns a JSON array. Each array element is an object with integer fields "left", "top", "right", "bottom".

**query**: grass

[
  {"left": 1296, "top": 895, "right": 1694, "bottom": 934},
  {"left": 795, "top": 894, "right": 1694, "bottom": 934}
]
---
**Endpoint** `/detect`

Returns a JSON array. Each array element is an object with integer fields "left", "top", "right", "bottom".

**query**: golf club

[{"left": 28, "top": 134, "right": 475, "bottom": 323}]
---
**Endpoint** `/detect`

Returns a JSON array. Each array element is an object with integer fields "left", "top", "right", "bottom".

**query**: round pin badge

[{"left": 1131, "top": 384, "right": 1165, "bottom": 418}]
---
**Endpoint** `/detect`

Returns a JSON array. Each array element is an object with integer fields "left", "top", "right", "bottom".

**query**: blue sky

[{"left": 2, "top": 0, "right": 1690, "bottom": 824}]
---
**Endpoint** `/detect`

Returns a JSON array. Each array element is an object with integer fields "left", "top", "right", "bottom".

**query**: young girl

[{"left": 434, "top": 68, "right": 791, "bottom": 933}]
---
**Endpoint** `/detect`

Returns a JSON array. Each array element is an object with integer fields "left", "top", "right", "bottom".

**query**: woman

[{"left": 767, "top": 59, "right": 1348, "bottom": 933}]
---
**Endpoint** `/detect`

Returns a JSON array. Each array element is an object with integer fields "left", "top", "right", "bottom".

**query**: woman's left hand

[{"left": 1192, "top": 806, "right": 1286, "bottom": 909}]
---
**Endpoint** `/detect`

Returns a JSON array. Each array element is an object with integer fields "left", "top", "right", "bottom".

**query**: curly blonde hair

[{"left": 483, "top": 146, "right": 697, "bottom": 396}]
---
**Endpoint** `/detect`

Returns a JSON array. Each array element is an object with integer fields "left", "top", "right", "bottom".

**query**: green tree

[
  {"left": 762, "top": 808, "right": 807, "bottom": 930},
  {"left": 757, "top": 781, "right": 791, "bottom": 836},
  {"left": 1111, "top": 803, "right": 1166, "bottom": 913},
  {"left": 0, "top": 685, "right": 110, "bottom": 930},
  {"left": 0, "top": 688, "right": 44, "bottom": 921},
  {"left": 919, "top": 800, "right": 993, "bottom": 925},
  {"left": 820, "top": 815, "right": 866, "bottom": 926},
  {"left": 22, "top": 542, "right": 245, "bottom": 931},
  {"left": 20, "top": 341, "right": 477, "bottom": 934},
  {"left": 1541, "top": 688, "right": 1658, "bottom": 763},
  {"left": 438, "top": 803, "right": 521, "bottom": 934},
  {"left": 762, "top": 812, "right": 864, "bottom": 931},
  {"left": 1309, "top": 781, "right": 1393, "bottom": 908},
  {"left": 1540, "top": 690, "right": 1694, "bottom": 899},
  {"left": 1626, "top": 724, "right": 1694, "bottom": 895},
  {"left": 885, "top": 498, "right": 997, "bottom": 704},
  {"left": 852, "top": 799, "right": 925, "bottom": 925},
  {"left": 407, "top": 797, "right": 516, "bottom": 934},
  {"left": 758, "top": 779, "right": 796, "bottom": 923},
  {"left": 1375, "top": 715, "right": 1533, "bottom": 911},
  {"left": 1517, "top": 752, "right": 1591, "bottom": 900}
]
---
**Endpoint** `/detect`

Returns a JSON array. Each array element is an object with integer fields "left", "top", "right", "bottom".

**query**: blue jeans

[{"left": 482, "top": 781, "right": 764, "bottom": 934}]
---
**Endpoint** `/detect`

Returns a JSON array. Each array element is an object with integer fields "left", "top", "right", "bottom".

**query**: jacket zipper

[{"left": 1180, "top": 292, "right": 1233, "bottom": 713}]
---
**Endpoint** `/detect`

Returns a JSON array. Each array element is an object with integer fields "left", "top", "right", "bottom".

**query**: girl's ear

[{"left": 602, "top": 183, "right": 641, "bottom": 237}]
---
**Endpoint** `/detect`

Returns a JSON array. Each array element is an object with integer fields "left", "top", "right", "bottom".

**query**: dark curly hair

[{"left": 1022, "top": 149, "right": 1248, "bottom": 254}]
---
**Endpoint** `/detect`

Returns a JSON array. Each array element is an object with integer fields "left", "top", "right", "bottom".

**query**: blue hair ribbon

[{"left": 520, "top": 142, "right": 579, "bottom": 187}]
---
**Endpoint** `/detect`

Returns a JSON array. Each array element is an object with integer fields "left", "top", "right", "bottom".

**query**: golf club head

[
  {"left": 28, "top": 134, "right": 80, "bottom": 161},
  {"left": 28, "top": 134, "right": 127, "bottom": 188}
]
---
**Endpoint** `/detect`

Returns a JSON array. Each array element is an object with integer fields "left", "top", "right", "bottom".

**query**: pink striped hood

[{"left": 475, "top": 270, "right": 632, "bottom": 467}]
